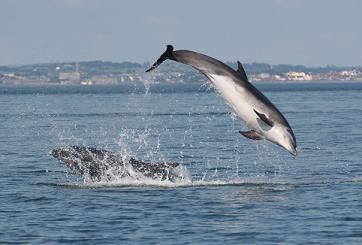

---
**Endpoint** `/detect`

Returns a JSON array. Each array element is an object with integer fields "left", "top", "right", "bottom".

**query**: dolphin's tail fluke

[{"left": 146, "top": 45, "right": 175, "bottom": 72}]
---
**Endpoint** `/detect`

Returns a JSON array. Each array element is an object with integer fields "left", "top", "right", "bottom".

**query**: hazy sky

[{"left": 1, "top": 0, "right": 361, "bottom": 66}]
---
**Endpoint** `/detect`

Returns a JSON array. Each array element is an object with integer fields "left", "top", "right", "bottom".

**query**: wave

[
  {"left": 0, "top": 111, "right": 229, "bottom": 119},
  {"left": 2, "top": 82, "right": 362, "bottom": 95},
  {"left": 39, "top": 175, "right": 362, "bottom": 189}
]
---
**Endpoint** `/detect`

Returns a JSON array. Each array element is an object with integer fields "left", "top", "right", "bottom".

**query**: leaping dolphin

[{"left": 146, "top": 45, "right": 297, "bottom": 156}]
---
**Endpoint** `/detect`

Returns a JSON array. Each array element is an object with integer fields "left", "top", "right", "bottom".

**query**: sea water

[{"left": 1, "top": 82, "right": 362, "bottom": 244}]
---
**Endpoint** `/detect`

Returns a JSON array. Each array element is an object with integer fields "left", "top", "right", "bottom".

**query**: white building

[{"left": 287, "top": 72, "right": 312, "bottom": 81}]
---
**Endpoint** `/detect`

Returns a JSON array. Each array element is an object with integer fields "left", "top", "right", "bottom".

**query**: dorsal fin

[{"left": 237, "top": 61, "right": 248, "bottom": 81}]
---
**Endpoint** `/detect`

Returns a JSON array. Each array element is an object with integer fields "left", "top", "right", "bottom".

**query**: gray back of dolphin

[{"left": 147, "top": 45, "right": 289, "bottom": 126}]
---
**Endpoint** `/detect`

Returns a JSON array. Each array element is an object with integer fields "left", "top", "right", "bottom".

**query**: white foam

[{"left": 56, "top": 173, "right": 292, "bottom": 189}]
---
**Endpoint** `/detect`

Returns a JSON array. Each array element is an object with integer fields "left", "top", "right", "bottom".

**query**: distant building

[
  {"left": 287, "top": 72, "right": 312, "bottom": 81},
  {"left": 58, "top": 63, "right": 81, "bottom": 84},
  {"left": 272, "top": 75, "right": 286, "bottom": 81},
  {"left": 81, "top": 79, "right": 93, "bottom": 85},
  {"left": 258, "top": 73, "right": 271, "bottom": 79},
  {"left": 339, "top": 70, "right": 359, "bottom": 80},
  {"left": 4, "top": 73, "right": 15, "bottom": 77},
  {"left": 340, "top": 70, "right": 358, "bottom": 76},
  {"left": 59, "top": 72, "right": 81, "bottom": 83},
  {"left": 90, "top": 75, "right": 118, "bottom": 84}
]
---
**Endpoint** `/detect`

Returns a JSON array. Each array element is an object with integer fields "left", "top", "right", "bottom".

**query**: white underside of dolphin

[
  {"left": 208, "top": 74, "right": 292, "bottom": 152},
  {"left": 146, "top": 45, "right": 297, "bottom": 156},
  {"left": 208, "top": 73, "right": 260, "bottom": 128}
]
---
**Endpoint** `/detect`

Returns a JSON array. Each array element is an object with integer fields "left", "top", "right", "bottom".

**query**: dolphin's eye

[{"left": 286, "top": 128, "right": 291, "bottom": 133}]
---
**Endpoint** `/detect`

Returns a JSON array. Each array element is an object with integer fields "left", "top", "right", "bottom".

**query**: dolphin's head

[
  {"left": 49, "top": 146, "right": 87, "bottom": 175},
  {"left": 49, "top": 146, "right": 84, "bottom": 162},
  {"left": 276, "top": 126, "right": 297, "bottom": 156},
  {"left": 265, "top": 123, "right": 297, "bottom": 156},
  {"left": 49, "top": 148, "right": 72, "bottom": 160},
  {"left": 49, "top": 148, "right": 63, "bottom": 159}
]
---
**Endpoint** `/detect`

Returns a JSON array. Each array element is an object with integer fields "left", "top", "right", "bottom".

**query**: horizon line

[{"left": 1, "top": 59, "right": 361, "bottom": 69}]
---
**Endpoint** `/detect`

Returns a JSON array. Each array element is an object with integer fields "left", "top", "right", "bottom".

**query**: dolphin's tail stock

[{"left": 146, "top": 45, "right": 175, "bottom": 72}]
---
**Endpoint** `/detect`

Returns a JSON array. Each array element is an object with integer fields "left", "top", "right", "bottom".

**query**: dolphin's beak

[
  {"left": 49, "top": 149, "right": 55, "bottom": 156},
  {"left": 289, "top": 147, "right": 297, "bottom": 156},
  {"left": 49, "top": 149, "right": 59, "bottom": 158}
]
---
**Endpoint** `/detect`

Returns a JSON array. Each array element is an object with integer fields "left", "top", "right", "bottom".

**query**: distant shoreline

[
  {"left": 1, "top": 60, "right": 361, "bottom": 85},
  {"left": 2, "top": 80, "right": 362, "bottom": 87}
]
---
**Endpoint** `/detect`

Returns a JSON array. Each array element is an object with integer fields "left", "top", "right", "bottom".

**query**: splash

[
  {"left": 49, "top": 145, "right": 192, "bottom": 184},
  {"left": 49, "top": 143, "right": 292, "bottom": 188},
  {"left": 47, "top": 82, "right": 292, "bottom": 188},
  {"left": 54, "top": 174, "right": 293, "bottom": 189}
]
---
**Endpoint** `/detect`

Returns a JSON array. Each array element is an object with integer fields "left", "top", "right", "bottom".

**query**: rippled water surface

[{"left": 1, "top": 82, "right": 362, "bottom": 244}]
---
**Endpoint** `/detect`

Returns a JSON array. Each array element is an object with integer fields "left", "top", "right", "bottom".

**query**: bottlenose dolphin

[
  {"left": 146, "top": 45, "right": 297, "bottom": 155},
  {"left": 49, "top": 145, "right": 187, "bottom": 182}
]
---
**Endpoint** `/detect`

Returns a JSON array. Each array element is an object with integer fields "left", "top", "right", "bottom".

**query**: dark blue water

[{"left": 1, "top": 82, "right": 362, "bottom": 244}]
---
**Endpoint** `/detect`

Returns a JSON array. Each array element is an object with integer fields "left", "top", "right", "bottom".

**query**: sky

[{"left": 0, "top": 0, "right": 361, "bottom": 66}]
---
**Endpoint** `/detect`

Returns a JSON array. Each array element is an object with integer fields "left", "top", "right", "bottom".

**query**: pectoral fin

[
  {"left": 253, "top": 109, "right": 274, "bottom": 127},
  {"left": 239, "top": 130, "right": 263, "bottom": 140}
]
